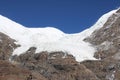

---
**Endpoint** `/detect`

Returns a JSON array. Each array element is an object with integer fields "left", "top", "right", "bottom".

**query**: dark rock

[
  {"left": 12, "top": 51, "right": 98, "bottom": 80},
  {"left": 0, "top": 60, "right": 47, "bottom": 80},
  {"left": 84, "top": 9, "right": 120, "bottom": 60},
  {"left": 0, "top": 32, "right": 17, "bottom": 60}
]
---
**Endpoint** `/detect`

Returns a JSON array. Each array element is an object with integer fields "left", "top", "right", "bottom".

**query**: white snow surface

[{"left": 0, "top": 9, "right": 117, "bottom": 62}]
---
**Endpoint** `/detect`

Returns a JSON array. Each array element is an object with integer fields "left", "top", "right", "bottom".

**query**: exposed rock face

[
  {"left": 12, "top": 50, "right": 98, "bottom": 80},
  {"left": 82, "top": 9, "right": 120, "bottom": 80},
  {"left": 0, "top": 60, "right": 30, "bottom": 80},
  {"left": 0, "top": 60, "right": 48, "bottom": 80},
  {"left": 0, "top": 33, "right": 48, "bottom": 80},
  {"left": 0, "top": 32, "right": 17, "bottom": 60},
  {"left": 82, "top": 59, "right": 120, "bottom": 80},
  {"left": 84, "top": 9, "right": 120, "bottom": 60}
]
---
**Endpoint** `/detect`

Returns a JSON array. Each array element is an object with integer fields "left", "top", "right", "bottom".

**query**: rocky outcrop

[
  {"left": 84, "top": 9, "right": 120, "bottom": 60},
  {"left": 0, "top": 60, "right": 30, "bottom": 80},
  {"left": 12, "top": 49, "right": 98, "bottom": 80},
  {"left": 82, "top": 59, "right": 120, "bottom": 80},
  {"left": 0, "top": 32, "right": 17, "bottom": 60},
  {"left": 82, "top": 9, "right": 120, "bottom": 80},
  {"left": 0, "top": 60, "right": 48, "bottom": 80},
  {"left": 0, "top": 33, "right": 48, "bottom": 80}
]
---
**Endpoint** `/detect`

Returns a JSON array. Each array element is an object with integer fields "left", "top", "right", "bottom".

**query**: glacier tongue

[{"left": 0, "top": 9, "right": 117, "bottom": 62}]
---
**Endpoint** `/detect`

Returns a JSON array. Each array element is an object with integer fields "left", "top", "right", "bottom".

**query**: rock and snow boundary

[{"left": 0, "top": 9, "right": 118, "bottom": 62}]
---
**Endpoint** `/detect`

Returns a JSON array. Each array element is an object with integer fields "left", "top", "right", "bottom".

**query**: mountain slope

[
  {"left": 0, "top": 9, "right": 118, "bottom": 62},
  {"left": 81, "top": 8, "right": 120, "bottom": 80},
  {"left": 0, "top": 8, "right": 120, "bottom": 80}
]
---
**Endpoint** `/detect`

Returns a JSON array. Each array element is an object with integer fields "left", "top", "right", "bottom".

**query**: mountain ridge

[{"left": 0, "top": 9, "right": 118, "bottom": 62}]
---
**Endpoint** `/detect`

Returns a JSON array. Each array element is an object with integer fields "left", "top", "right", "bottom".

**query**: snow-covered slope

[{"left": 0, "top": 9, "right": 117, "bottom": 62}]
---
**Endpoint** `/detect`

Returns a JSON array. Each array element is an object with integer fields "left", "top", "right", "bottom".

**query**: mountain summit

[{"left": 0, "top": 8, "right": 120, "bottom": 80}]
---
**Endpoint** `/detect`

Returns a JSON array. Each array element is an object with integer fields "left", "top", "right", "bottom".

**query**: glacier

[{"left": 0, "top": 9, "right": 118, "bottom": 62}]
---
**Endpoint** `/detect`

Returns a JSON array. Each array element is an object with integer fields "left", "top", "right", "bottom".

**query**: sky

[{"left": 0, "top": 0, "right": 120, "bottom": 33}]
